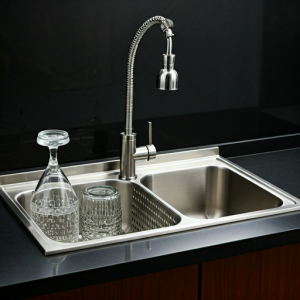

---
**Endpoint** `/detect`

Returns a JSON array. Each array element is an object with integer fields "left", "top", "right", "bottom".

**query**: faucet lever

[
  {"left": 148, "top": 122, "right": 152, "bottom": 145},
  {"left": 147, "top": 121, "right": 156, "bottom": 161}
]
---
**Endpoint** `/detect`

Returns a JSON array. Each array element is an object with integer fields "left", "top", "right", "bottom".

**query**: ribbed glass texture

[{"left": 80, "top": 185, "right": 122, "bottom": 240}]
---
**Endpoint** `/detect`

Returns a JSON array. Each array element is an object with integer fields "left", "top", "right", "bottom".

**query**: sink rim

[{"left": 1, "top": 146, "right": 299, "bottom": 255}]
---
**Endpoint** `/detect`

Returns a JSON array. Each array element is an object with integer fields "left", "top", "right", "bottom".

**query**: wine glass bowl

[{"left": 30, "top": 130, "right": 79, "bottom": 243}]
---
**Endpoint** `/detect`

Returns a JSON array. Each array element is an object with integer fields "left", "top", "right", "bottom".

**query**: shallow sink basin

[
  {"left": 141, "top": 166, "right": 283, "bottom": 219},
  {"left": 0, "top": 147, "right": 298, "bottom": 255}
]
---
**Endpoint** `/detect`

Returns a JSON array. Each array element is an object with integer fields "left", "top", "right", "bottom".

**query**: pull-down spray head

[{"left": 156, "top": 20, "right": 178, "bottom": 91}]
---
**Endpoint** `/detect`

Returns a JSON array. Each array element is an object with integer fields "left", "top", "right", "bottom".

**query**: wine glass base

[{"left": 37, "top": 129, "right": 70, "bottom": 147}]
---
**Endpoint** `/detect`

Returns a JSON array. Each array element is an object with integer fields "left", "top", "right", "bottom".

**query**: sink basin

[
  {"left": 141, "top": 166, "right": 283, "bottom": 219},
  {"left": 0, "top": 147, "right": 298, "bottom": 255},
  {"left": 16, "top": 180, "right": 180, "bottom": 236}
]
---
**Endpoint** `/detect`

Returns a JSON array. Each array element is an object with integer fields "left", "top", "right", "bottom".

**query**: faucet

[{"left": 119, "top": 16, "right": 178, "bottom": 180}]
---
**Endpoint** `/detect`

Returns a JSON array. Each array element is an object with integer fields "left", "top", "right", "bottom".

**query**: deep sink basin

[
  {"left": 0, "top": 147, "right": 299, "bottom": 255},
  {"left": 141, "top": 166, "right": 283, "bottom": 219}
]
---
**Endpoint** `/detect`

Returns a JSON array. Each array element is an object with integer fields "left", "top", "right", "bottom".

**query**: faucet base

[
  {"left": 118, "top": 174, "right": 137, "bottom": 181},
  {"left": 119, "top": 133, "right": 137, "bottom": 180},
  {"left": 119, "top": 132, "right": 156, "bottom": 180}
]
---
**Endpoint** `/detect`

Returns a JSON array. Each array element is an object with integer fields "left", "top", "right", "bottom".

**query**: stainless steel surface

[
  {"left": 160, "top": 18, "right": 174, "bottom": 32},
  {"left": 15, "top": 180, "right": 179, "bottom": 237},
  {"left": 156, "top": 54, "right": 178, "bottom": 91},
  {"left": 157, "top": 20, "right": 178, "bottom": 90},
  {"left": 120, "top": 16, "right": 176, "bottom": 180},
  {"left": 119, "top": 133, "right": 137, "bottom": 180},
  {"left": 133, "top": 146, "right": 149, "bottom": 161},
  {"left": 147, "top": 144, "right": 157, "bottom": 161},
  {"left": 166, "top": 36, "right": 172, "bottom": 55},
  {"left": 1, "top": 147, "right": 300, "bottom": 255},
  {"left": 141, "top": 166, "right": 283, "bottom": 219},
  {"left": 147, "top": 122, "right": 156, "bottom": 161},
  {"left": 124, "top": 16, "right": 175, "bottom": 136},
  {"left": 148, "top": 122, "right": 152, "bottom": 146}
]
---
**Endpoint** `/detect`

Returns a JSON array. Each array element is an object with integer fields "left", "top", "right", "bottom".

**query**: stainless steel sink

[
  {"left": 141, "top": 166, "right": 283, "bottom": 219},
  {"left": 15, "top": 180, "right": 180, "bottom": 236},
  {"left": 0, "top": 147, "right": 299, "bottom": 255}
]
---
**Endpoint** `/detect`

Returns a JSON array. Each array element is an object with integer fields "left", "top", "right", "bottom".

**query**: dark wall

[
  {"left": 260, "top": 0, "right": 300, "bottom": 108},
  {"left": 0, "top": 0, "right": 299, "bottom": 171},
  {"left": 260, "top": 0, "right": 300, "bottom": 127},
  {"left": 0, "top": 0, "right": 262, "bottom": 130}
]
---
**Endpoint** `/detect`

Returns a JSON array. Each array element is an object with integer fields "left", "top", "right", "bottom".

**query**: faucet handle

[
  {"left": 133, "top": 122, "right": 156, "bottom": 162},
  {"left": 148, "top": 122, "right": 152, "bottom": 145},
  {"left": 147, "top": 121, "right": 156, "bottom": 160}
]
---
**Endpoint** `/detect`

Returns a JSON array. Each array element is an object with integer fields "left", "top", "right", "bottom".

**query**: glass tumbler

[
  {"left": 80, "top": 186, "right": 122, "bottom": 240},
  {"left": 30, "top": 130, "right": 79, "bottom": 243}
]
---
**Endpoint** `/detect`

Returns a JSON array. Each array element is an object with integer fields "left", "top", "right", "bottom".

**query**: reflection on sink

[{"left": 141, "top": 166, "right": 283, "bottom": 219}]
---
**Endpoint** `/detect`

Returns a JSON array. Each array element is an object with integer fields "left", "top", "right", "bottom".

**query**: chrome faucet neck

[
  {"left": 120, "top": 16, "right": 177, "bottom": 180},
  {"left": 125, "top": 16, "right": 174, "bottom": 136}
]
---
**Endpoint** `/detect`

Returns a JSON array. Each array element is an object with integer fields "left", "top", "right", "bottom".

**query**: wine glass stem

[{"left": 49, "top": 147, "right": 58, "bottom": 166}]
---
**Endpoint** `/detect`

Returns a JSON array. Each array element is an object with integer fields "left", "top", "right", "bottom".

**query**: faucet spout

[
  {"left": 166, "top": 37, "right": 173, "bottom": 56},
  {"left": 120, "top": 16, "right": 178, "bottom": 180},
  {"left": 125, "top": 16, "right": 176, "bottom": 136}
]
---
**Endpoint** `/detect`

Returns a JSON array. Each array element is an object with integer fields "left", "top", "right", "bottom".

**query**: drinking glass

[
  {"left": 80, "top": 185, "right": 122, "bottom": 240},
  {"left": 30, "top": 130, "right": 79, "bottom": 243}
]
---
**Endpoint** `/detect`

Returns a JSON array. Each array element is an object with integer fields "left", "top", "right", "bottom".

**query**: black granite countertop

[{"left": 2, "top": 144, "right": 300, "bottom": 299}]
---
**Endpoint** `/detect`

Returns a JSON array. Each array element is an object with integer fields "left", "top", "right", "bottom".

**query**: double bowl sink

[{"left": 0, "top": 147, "right": 298, "bottom": 255}]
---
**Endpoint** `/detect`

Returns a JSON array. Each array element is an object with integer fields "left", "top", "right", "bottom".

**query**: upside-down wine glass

[{"left": 30, "top": 130, "right": 79, "bottom": 243}]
